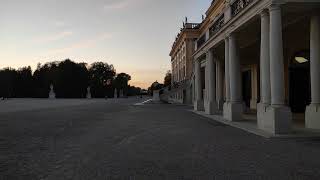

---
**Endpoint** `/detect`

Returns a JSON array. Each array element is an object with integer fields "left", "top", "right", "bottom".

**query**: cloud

[
  {"left": 103, "top": 0, "right": 130, "bottom": 10},
  {"left": 34, "top": 31, "right": 73, "bottom": 43},
  {"left": 54, "top": 21, "right": 65, "bottom": 27},
  {"left": 45, "top": 33, "right": 113, "bottom": 55},
  {"left": 102, "top": 0, "right": 143, "bottom": 11}
]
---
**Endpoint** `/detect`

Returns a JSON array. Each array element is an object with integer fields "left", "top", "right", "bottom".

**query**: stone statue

[
  {"left": 86, "top": 86, "right": 91, "bottom": 99},
  {"left": 49, "top": 84, "right": 56, "bottom": 99},
  {"left": 114, "top": 89, "right": 118, "bottom": 98}
]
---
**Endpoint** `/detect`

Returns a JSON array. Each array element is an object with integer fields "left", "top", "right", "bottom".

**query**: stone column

[
  {"left": 194, "top": 59, "right": 203, "bottom": 111},
  {"left": 229, "top": 34, "right": 242, "bottom": 104},
  {"left": 223, "top": 37, "right": 230, "bottom": 119},
  {"left": 224, "top": 33, "right": 243, "bottom": 121},
  {"left": 270, "top": 5, "right": 285, "bottom": 106},
  {"left": 260, "top": 10, "right": 271, "bottom": 105},
  {"left": 224, "top": 38, "right": 231, "bottom": 102},
  {"left": 205, "top": 50, "right": 218, "bottom": 114},
  {"left": 216, "top": 60, "right": 224, "bottom": 110},
  {"left": 306, "top": 14, "right": 320, "bottom": 129},
  {"left": 264, "top": 4, "right": 291, "bottom": 134},
  {"left": 258, "top": 10, "right": 271, "bottom": 131}
]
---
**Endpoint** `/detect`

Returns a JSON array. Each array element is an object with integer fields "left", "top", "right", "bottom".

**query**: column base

[
  {"left": 217, "top": 99, "right": 224, "bottom": 111},
  {"left": 306, "top": 104, "right": 320, "bottom": 129},
  {"left": 257, "top": 103, "right": 269, "bottom": 131},
  {"left": 194, "top": 100, "right": 204, "bottom": 111},
  {"left": 258, "top": 104, "right": 292, "bottom": 135},
  {"left": 223, "top": 102, "right": 243, "bottom": 121},
  {"left": 205, "top": 100, "right": 219, "bottom": 115}
]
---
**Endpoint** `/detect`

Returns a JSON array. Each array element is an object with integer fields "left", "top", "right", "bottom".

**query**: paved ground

[{"left": 1, "top": 98, "right": 320, "bottom": 180}]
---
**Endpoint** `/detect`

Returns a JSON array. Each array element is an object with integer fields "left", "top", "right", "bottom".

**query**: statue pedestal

[
  {"left": 86, "top": 87, "right": 92, "bottom": 99},
  {"left": 153, "top": 90, "right": 160, "bottom": 102}
]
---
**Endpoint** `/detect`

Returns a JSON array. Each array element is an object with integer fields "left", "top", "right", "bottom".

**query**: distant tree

[
  {"left": 147, "top": 81, "right": 164, "bottom": 95},
  {"left": 15, "top": 66, "right": 34, "bottom": 98},
  {"left": 0, "top": 68, "right": 17, "bottom": 98},
  {"left": 114, "top": 73, "right": 131, "bottom": 97},
  {"left": 164, "top": 70, "right": 172, "bottom": 87},
  {"left": 33, "top": 62, "right": 59, "bottom": 98},
  {"left": 127, "top": 85, "right": 142, "bottom": 96},
  {"left": 54, "top": 59, "right": 89, "bottom": 98},
  {"left": 0, "top": 59, "right": 140, "bottom": 99},
  {"left": 88, "top": 62, "right": 116, "bottom": 98}
]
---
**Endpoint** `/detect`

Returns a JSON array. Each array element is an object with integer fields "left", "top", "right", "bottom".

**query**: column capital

[
  {"left": 206, "top": 49, "right": 214, "bottom": 56},
  {"left": 194, "top": 57, "right": 200, "bottom": 63},
  {"left": 269, "top": 4, "right": 281, "bottom": 12},
  {"left": 224, "top": 35, "right": 230, "bottom": 41},
  {"left": 228, "top": 33, "right": 236, "bottom": 42},
  {"left": 260, "top": 9, "right": 269, "bottom": 18}
]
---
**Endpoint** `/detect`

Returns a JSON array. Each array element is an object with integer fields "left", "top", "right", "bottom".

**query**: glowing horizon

[{"left": 0, "top": 0, "right": 212, "bottom": 89}]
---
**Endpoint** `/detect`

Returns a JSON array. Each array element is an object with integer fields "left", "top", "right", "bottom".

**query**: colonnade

[{"left": 194, "top": 3, "right": 320, "bottom": 134}]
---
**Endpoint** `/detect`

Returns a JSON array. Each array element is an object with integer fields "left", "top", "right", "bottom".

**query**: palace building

[
  {"left": 169, "top": 0, "right": 320, "bottom": 135},
  {"left": 169, "top": 20, "right": 200, "bottom": 104}
]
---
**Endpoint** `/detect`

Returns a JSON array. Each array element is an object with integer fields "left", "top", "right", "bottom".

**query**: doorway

[
  {"left": 289, "top": 58, "right": 311, "bottom": 113},
  {"left": 289, "top": 51, "right": 311, "bottom": 127},
  {"left": 242, "top": 70, "right": 252, "bottom": 109}
]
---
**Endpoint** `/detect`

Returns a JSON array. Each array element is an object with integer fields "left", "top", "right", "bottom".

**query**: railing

[
  {"left": 231, "top": 0, "right": 253, "bottom": 17},
  {"left": 197, "top": 34, "right": 206, "bottom": 49},
  {"left": 172, "top": 23, "right": 200, "bottom": 51},
  {"left": 185, "top": 23, "right": 201, "bottom": 29},
  {"left": 209, "top": 14, "right": 224, "bottom": 38}
]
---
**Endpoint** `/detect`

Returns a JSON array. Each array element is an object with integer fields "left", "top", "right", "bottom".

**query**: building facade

[
  {"left": 191, "top": 0, "right": 320, "bottom": 135},
  {"left": 169, "top": 22, "right": 200, "bottom": 104}
]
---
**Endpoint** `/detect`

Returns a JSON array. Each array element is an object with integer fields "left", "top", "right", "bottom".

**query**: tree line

[{"left": 0, "top": 59, "right": 142, "bottom": 98}]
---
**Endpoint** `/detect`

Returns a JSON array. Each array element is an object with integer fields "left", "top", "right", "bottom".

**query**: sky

[{"left": 0, "top": 0, "right": 212, "bottom": 88}]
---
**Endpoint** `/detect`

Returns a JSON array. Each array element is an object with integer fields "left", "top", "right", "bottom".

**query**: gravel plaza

[{"left": 1, "top": 98, "right": 320, "bottom": 179}]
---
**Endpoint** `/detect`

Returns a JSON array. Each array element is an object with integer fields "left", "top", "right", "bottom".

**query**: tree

[
  {"left": 0, "top": 59, "right": 143, "bottom": 99},
  {"left": 164, "top": 70, "right": 172, "bottom": 87},
  {"left": 54, "top": 59, "right": 89, "bottom": 98},
  {"left": 88, "top": 62, "right": 116, "bottom": 98},
  {"left": 0, "top": 68, "right": 17, "bottom": 98},
  {"left": 33, "top": 62, "right": 59, "bottom": 98},
  {"left": 147, "top": 81, "right": 164, "bottom": 95},
  {"left": 127, "top": 85, "right": 142, "bottom": 96},
  {"left": 15, "top": 66, "right": 34, "bottom": 98},
  {"left": 114, "top": 73, "right": 131, "bottom": 97}
]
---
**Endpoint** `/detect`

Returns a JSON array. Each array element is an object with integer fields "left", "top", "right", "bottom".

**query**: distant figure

[
  {"left": 86, "top": 86, "right": 92, "bottom": 99},
  {"left": 49, "top": 84, "right": 56, "bottom": 99}
]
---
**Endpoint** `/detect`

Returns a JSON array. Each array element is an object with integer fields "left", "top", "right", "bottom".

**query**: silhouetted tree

[
  {"left": 0, "top": 68, "right": 17, "bottom": 98},
  {"left": 114, "top": 73, "right": 131, "bottom": 97},
  {"left": 0, "top": 59, "right": 141, "bottom": 99},
  {"left": 147, "top": 81, "right": 164, "bottom": 95},
  {"left": 54, "top": 59, "right": 89, "bottom": 98},
  {"left": 15, "top": 66, "right": 34, "bottom": 98},
  {"left": 33, "top": 62, "right": 59, "bottom": 98},
  {"left": 164, "top": 70, "right": 172, "bottom": 87},
  {"left": 88, "top": 62, "right": 116, "bottom": 98},
  {"left": 127, "top": 85, "right": 141, "bottom": 96}
]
